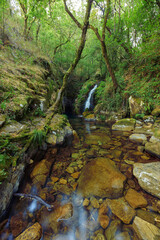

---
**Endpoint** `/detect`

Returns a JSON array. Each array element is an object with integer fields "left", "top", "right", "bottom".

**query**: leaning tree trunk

[{"left": 45, "top": 0, "right": 93, "bottom": 123}]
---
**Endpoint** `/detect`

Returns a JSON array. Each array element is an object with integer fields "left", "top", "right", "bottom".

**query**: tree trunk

[
  {"left": 101, "top": 41, "right": 118, "bottom": 90},
  {"left": 24, "top": 16, "right": 28, "bottom": 40},
  {"left": 46, "top": 0, "right": 93, "bottom": 120}
]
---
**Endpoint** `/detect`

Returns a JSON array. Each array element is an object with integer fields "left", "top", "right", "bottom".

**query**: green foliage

[
  {"left": 34, "top": 107, "right": 46, "bottom": 117},
  {"left": 134, "top": 113, "right": 145, "bottom": 120},
  {"left": 30, "top": 129, "right": 46, "bottom": 146}
]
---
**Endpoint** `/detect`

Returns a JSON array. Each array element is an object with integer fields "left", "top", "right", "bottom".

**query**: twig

[{"left": 14, "top": 193, "right": 54, "bottom": 211}]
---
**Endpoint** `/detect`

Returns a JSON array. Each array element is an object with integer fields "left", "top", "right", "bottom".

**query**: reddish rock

[{"left": 125, "top": 188, "right": 148, "bottom": 209}]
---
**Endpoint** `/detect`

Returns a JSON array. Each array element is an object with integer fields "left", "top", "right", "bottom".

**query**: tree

[
  {"left": 63, "top": 0, "right": 119, "bottom": 91},
  {"left": 46, "top": 0, "right": 93, "bottom": 118}
]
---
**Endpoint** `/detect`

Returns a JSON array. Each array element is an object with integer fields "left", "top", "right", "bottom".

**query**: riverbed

[{"left": 0, "top": 117, "right": 160, "bottom": 240}]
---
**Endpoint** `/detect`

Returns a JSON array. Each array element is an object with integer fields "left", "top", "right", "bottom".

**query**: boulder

[
  {"left": 124, "top": 188, "right": 148, "bottom": 209},
  {"left": 0, "top": 121, "right": 26, "bottom": 136},
  {"left": 129, "top": 96, "right": 145, "bottom": 117},
  {"left": 0, "top": 114, "right": 6, "bottom": 127},
  {"left": 105, "top": 198, "right": 136, "bottom": 224},
  {"left": 77, "top": 157, "right": 126, "bottom": 198},
  {"left": 133, "top": 162, "right": 160, "bottom": 198},
  {"left": 112, "top": 118, "right": 136, "bottom": 131},
  {"left": 145, "top": 142, "right": 160, "bottom": 158},
  {"left": 133, "top": 216, "right": 160, "bottom": 240},
  {"left": 15, "top": 222, "right": 42, "bottom": 240},
  {"left": 129, "top": 133, "right": 147, "bottom": 144},
  {"left": 151, "top": 107, "right": 160, "bottom": 117}
]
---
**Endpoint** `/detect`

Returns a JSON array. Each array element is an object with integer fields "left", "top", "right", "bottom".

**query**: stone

[
  {"left": 66, "top": 166, "right": 74, "bottom": 174},
  {"left": 125, "top": 188, "right": 148, "bottom": 209},
  {"left": 98, "top": 202, "right": 109, "bottom": 229},
  {"left": 71, "top": 172, "right": 80, "bottom": 179},
  {"left": 129, "top": 133, "right": 147, "bottom": 144},
  {"left": 0, "top": 121, "right": 26, "bottom": 135},
  {"left": 151, "top": 107, "right": 160, "bottom": 117},
  {"left": 85, "top": 133, "right": 111, "bottom": 146},
  {"left": 30, "top": 159, "right": 51, "bottom": 186},
  {"left": 51, "top": 177, "right": 59, "bottom": 183},
  {"left": 113, "top": 232, "right": 131, "bottom": 240},
  {"left": 0, "top": 114, "right": 6, "bottom": 127},
  {"left": 15, "top": 222, "right": 42, "bottom": 240},
  {"left": 133, "top": 216, "right": 160, "bottom": 240},
  {"left": 105, "top": 198, "right": 136, "bottom": 224},
  {"left": 94, "top": 233, "right": 106, "bottom": 240},
  {"left": 129, "top": 96, "right": 145, "bottom": 117},
  {"left": 90, "top": 197, "right": 100, "bottom": 209},
  {"left": 105, "top": 219, "right": 122, "bottom": 240},
  {"left": 77, "top": 157, "right": 126, "bottom": 198},
  {"left": 145, "top": 142, "right": 160, "bottom": 158},
  {"left": 112, "top": 118, "right": 136, "bottom": 131},
  {"left": 59, "top": 178, "right": 67, "bottom": 184},
  {"left": 133, "top": 162, "right": 160, "bottom": 198},
  {"left": 83, "top": 198, "right": 90, "bottom": 207}
]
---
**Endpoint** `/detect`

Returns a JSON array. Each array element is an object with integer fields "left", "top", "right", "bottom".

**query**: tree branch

[{"left": 63, "top": 0, "right": 83, "bottom": 29}]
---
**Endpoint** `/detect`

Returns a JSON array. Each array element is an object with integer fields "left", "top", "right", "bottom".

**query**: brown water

[{"left": 0, "top": 117, "right": 159, "bottom": 240}]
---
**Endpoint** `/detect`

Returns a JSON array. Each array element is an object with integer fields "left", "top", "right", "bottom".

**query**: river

[{"left": 0, "top": 117, "right": 159, "bottom": 240}]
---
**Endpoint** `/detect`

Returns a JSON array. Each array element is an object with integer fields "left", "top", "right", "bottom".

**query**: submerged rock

[
  {"left": 104, "top": 219, "right": 122, "bottom": 240},
  {"left": 112, "top": 118, "right": 136, "bottom": 131},
  {"left": 105, "top": 198, "right": 136, "bottom": 224},
  {"left": 15, "top": 222, "right": 42, "bottom": 240},
  {"left": 133, "top": 216, "right": 160, "bottom": 240},
  {"left": 133, "top": 162, "right": 160, "bottom": 198},
  {"left": 124, "top": 188, "right": 148, "bottom": 209},
  {"left": 77, "top": 157, "right": 126, "bottom": 198}
]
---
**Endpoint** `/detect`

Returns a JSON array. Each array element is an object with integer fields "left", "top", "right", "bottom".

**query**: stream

[{"left": 0, "top": 117, "right": 160, "bottom": 240}]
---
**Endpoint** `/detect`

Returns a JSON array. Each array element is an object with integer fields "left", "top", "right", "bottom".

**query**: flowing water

[
  {"left": 84, "top": 85, "right": 97, "bottom": 111},
  {"left": 0, "top": 117, "right": 159, "bottom": 240}
]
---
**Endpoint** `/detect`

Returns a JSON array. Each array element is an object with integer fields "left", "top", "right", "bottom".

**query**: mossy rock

[
  {"left": 0, "top": 115, "right": 6, "bottom": 128},
  {"left": 151, "top": 107, "right": 160, "bottom": 117},
  {"left": 112, "top": 118, "right": 136, "bottom": 131}
]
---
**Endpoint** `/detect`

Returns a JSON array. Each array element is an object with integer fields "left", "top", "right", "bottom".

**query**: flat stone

[
  {"left": 133, "top": 216, "right": 160, "bottom": 240},
  {"left": 112, "top": 118, "right": 136, "bottom": 131},
  {"left": 105, "top": 198, "right": 136, "bottom": 224},
  {"left": 133, "top": 162, "right": 160, "bottom": 198},
  {"left": 0, "top": 121, "right": 26, "bottom": 135},
  {"left": 15, "top": 222, "right": 42, "bottom": 240},
  {"left": 0, "top": 114, "right": 6, "bottom": 128},
  {"left": 129, "top": 134, "right": 147, "bottom": 144},
  {"left": 105, "top": 219, "right": 122, "bottom": 240},
  {"left": 145, "top": 142, "right": 160, "bottom": 158},
  {"left": 77, "top": 157, "right": 126, "bottom": 198},
  {"left": 125, "top": 188, "right": 148, "bottom": 209}
]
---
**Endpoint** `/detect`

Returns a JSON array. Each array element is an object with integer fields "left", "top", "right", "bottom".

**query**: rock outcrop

[{"left": 133, "top": 162, "right": 160, "bottom": 198}]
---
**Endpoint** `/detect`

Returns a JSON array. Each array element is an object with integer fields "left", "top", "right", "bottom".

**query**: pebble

[
  {"left": 59, "top": 178, "right": 67, "bottom": 184},
  {"left": 83, "top": 198, "right": 90, "bottom": 207}
]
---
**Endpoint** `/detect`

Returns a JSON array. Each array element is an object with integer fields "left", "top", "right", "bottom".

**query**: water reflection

[{"left": 85, "top": 122, "right": 91, "bottom": 134}]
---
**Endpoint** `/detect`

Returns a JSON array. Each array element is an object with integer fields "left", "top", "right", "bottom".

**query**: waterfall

[{"left": 84, "top": 84, "right": 97, "bottom": 110}]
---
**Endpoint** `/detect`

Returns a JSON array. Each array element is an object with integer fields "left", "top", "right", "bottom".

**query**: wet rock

[
  {"left": 114, "top": 232, "right": 131, "bottom": 240},
  {"left": 0, "top": 114, "right": 6, "bottom": 127},
  {"left": 105, "top": 198, "right": 136, "bottom": 224},
  {"left": 30, "top": 159, "right": 51, "bottom": 187},
  {"left": 71, "top": 172, "right": 80, "bottom": 179},
  {"left": 124, "top": 188, "right": 148, "bottom": 209},
  {"left": 0, "top": 121, "right": 26, "bottom": 135},
  {"left": 83, "top": 198, "right": 90, "bottom": 207},
  {"left": 112, "top": 118, "right": 136, "bottom": 131},
  {"left": 15, "top": 222, "right": 42, "bottom": 240},
  {"left": 98, "top": 202, "right": 109, "bottom": 229},
  {"left": 93, "top": 233, "right": 106, "bottom": 240},
  {"left": 132, "top": 216, "right": 160, "bottom": 240},
  {"left": 129, "top": 133, "right": 147, "bottom": 144},
  {"left": 133, "top": 162, "right": 160, "bottom": 198},
  {"left": 59, "top": 178, "right": 67, "bottom": 184},
  {"left": 85, "top": 134, "right": 111, "bottom": 146},
  {"left": 143, "top": 115, "right": 154, "bottom": 124},
  {"left": 105, "top": 219, "right": 122, "bottom": 240},
  {"left": 66, "top": 166, "right": 74, "bottom": 174},
  {"left": 90, "top": 197, "right": 100, "bottom": 209},
  {"left": 136, "top": 209, "right": 157, "bottom": 226},
  {"left": 145, "top": 142, "right": 160, "bottom": 158},
  {"left": 51, "top": 177, "right": 59, "bottom": 183},
  {"left": 10, "top": 212, "right": 28, "bottom": 237},
  {"left": 77, "top": 157, "right": 126, "bottom": 198},
  {"left": 129, "top": 96, "right": 145, "bottom": 117}
]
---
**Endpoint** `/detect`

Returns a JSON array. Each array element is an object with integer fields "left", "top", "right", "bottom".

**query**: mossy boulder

[
  {"left": 112, "top": 118, "right": 136, "bottom": 131},
  {"left": 0, "top": 115, "right": 6, "bottom": 128},
  {"left": 151, "top": 107, "right": 160, "bottom": 117},
  {"left": 129, "top": 96, "right": 145, "bottom": 117}
]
